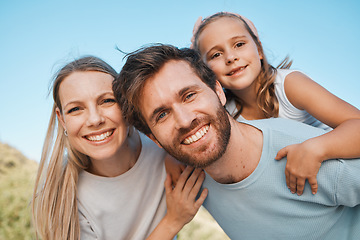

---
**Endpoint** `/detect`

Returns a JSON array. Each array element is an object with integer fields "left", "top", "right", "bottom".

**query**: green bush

[
  {"left": 0, "top": 143, "right": 37, "bottom": 240},
  {"left": 0, "top": 142, "right": 229, "bottom": 239}
]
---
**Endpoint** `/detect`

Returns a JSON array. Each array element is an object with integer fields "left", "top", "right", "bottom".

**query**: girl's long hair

[
  {"left": 193, "top": 12, "right": 292, "bottom": 119},
  {"left": 32, "top": 56, "right": 118, "bottom": 239}
]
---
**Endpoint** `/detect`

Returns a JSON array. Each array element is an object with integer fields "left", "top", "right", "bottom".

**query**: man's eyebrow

[
  {"left": 148, "top": 84, "right": 200, "bottom": 123},
  {"left": 178, "top": 84, "right": 199, "bottom": 96}
]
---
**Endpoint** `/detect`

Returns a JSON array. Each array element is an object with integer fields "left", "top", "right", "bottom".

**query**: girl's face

[
  {"left": 198, "top": 17, "right": 262, "bottom": 93},
  {"left": 56, "top": 71, "right": 128, "bottom": 162}
]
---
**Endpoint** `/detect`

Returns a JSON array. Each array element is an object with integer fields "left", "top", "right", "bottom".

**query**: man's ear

[
  {"left": 215, "top": 80, "right": 227, "bottom": 106},
  {"left": 146, "top": 133, "right": 163, "bottom": 149},
  {"left": 56, "top": 107, "right": 66, "bottom": 130}
]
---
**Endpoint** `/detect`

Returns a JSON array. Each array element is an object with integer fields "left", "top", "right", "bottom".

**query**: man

[{"left": 113, "top": 44, "right": 360, "bottom": 240}]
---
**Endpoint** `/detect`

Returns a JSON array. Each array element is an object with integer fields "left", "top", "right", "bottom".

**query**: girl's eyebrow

[{"left": 206, "top": 35, "right": 248, "bottom": 55}]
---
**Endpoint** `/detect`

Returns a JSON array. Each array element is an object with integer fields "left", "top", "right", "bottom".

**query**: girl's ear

[
  {"left": 214, "top": 80, "right": 227, "bottom": 106},
  {"left": 56, "top": 107, "right": 66, "bottom": 130},
  {"left": 257, "top": 44, "right": 264, "bottom": 60},
  {"left": 147, "top": 134, "right": 163, "bottom": 149}
]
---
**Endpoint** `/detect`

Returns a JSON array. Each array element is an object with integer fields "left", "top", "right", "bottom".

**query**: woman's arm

[
  {"left": 276, "top": 71, "right": 360, "bottom": 195},
  {"left": 164, "top": 154, "right": 187, "bottom": 187},
  {"left": 146, "top": 166, "right": 208, "bottom": 240}
]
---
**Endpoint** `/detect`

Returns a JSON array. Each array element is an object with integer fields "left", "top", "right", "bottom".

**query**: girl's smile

[{"left": 198, "top": 17, "right": 262, "bottom": 93}]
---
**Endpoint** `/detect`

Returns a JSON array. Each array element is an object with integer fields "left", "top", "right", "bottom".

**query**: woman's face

[{"left": 56, "top": 71, "right": 128, "bottom": 162}]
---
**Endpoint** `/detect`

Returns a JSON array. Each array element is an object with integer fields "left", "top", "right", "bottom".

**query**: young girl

[
  {"left": 31, "top": 56, "right": 207, "bottom": 240},
  {"left": 191, "top": 12, "right": 360, "bottom": 195}
]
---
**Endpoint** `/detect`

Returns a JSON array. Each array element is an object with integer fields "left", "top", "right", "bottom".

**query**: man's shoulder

[{"left": 243, "top": 118, "right": 326, "bottom": 139}]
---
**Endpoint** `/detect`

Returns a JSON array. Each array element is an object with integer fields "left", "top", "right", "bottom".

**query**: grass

[{"left": 0, "top": 142, "right": 229, "bottom": 239}]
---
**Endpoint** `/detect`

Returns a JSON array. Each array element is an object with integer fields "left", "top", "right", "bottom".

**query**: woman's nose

[{"left": 86, "top": 108, "right": 105, "bottom": 127}]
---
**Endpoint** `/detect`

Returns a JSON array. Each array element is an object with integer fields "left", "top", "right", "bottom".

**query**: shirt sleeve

[{"left": 335, "top": 159, "right": 360, "bottom": 207}]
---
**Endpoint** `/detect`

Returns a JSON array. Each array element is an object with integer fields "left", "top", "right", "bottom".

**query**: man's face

[{"left": 139, "top": 60, "right": 231, "bottom": 168}]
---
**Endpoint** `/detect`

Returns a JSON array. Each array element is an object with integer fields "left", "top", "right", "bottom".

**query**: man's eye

[
  {"left": 185, "top": 92, "right": 195, "bottom": 101},
  {"left": 68, "top": 107, "right": 80, "bottom": 114},
  {"left": 157, "top": 112, "right": 167, "bottom": 121}
]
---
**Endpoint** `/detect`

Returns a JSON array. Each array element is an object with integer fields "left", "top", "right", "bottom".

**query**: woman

[{"left": 32, "top": 56, "right": 207, "bottom": 239}]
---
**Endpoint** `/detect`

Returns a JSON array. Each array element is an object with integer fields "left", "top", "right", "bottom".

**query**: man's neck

[{"left": 204, "top": 119, "right": 263, "bottom": 184}]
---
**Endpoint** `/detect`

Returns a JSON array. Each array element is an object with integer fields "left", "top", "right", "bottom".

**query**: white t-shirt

[
  {"left": 77, "top": 133, "right": 168, "bottom": 240},
  {"left": 226, "top": 69, "right": 332, "bottom": 131}
]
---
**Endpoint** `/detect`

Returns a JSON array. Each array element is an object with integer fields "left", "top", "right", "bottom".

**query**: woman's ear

[
  {"left": 215, "top": 80, "right": 227, "bottom": 106},
  {"left": 56, "top": 107, "right": 66, "bottom": 130}
]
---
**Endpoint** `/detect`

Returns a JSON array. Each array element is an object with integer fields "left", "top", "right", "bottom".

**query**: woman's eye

[
  {"left": 67, "top": 107, "right": 80, "bottom": 114},
  {"left": 103, "top": 98, "right": 116, "bottom": 103}
]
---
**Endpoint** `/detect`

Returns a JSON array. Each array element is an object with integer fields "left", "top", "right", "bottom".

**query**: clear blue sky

[{"left": 1, "top": 0, "right": 359, "bottom": 162}]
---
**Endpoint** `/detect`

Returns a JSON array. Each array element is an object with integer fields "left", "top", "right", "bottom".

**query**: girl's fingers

[
  {"left": 289, "top": 174, "right": 297, "bottom": 194},
  {"left": 296, "top": 178, "right": 305, "bottom": 195},
  {"left": 308, "top": 176, "right": 318, "bottom": 195}
]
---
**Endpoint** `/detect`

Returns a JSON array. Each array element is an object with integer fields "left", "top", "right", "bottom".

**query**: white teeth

[
  {"left": 183, "top": 125, "right": 209, "bottom": 145},
  {"left": 86, "top": 130, "right": 113, "bottom": 141},
  {"left": 229, "top": 66, "right": 245, "bottom": 76}
]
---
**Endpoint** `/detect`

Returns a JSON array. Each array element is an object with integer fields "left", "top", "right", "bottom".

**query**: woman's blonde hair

[
  {"left": 193, "top": 12, "right": 292, "bottom": 119},
  {"left": 32, "top": 56, "right": 118, "bottom": 239}
]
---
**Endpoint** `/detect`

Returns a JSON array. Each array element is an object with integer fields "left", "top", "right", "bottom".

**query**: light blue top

[{"left": 202, "top": 118, "right": 360, "bottom": 240}]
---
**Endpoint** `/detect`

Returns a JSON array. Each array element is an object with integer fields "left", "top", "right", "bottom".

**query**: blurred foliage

[
  {"left": 178, "top": 206, "right": 230, "bottom": 240},
  {"left": 0, "top": 142, "right": 37, "bottom": 240},
  {"left": 0, "top": 142, "right": 229, "bottom": 239}
]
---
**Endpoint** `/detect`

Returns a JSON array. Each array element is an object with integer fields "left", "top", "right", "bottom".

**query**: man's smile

[{"left": 182, "top": 124, "right": 209, "bottom": 145}]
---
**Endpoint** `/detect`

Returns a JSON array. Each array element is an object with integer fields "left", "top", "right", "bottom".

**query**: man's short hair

[{"left": 113, "top": 44, "right": 218, "bottom": 134}]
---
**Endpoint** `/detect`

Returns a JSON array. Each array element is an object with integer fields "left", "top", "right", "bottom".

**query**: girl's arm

[
  {"left": 146, "top": 166, "right": 208, "bottom": 240},
  {"left": 275, "top": 71, "right": 360, "bottom": 195}
]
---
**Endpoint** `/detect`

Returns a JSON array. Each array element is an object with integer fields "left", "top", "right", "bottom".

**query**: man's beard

[{"left": 157, "top": 104, "right": 231, "bottom": 168}]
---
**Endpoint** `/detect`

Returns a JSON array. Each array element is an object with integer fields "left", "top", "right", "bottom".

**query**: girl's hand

[
  {"left": 275, "top": 140, "right": 323, "bottom": 195},
  {"left": 164, "top": 154, "right": 186, "bottom": 187},
  {"left": 164, "top": 166, "right": 208, "bottom": 232}
]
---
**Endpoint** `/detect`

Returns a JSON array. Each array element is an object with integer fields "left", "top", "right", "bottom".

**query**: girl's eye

[
  {"left": 211, "top": 52, "right": 221, "bottom": 59},
  {"left": 67, "top": 107, "right": 80, "bottom": 114},
  {"left": 235, "top": 42, "right": 245, "bottom": 48}
]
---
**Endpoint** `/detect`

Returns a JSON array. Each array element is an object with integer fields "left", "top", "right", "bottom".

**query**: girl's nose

[{"left": 226, "top": 51, "right": 239, "bottom": 64}]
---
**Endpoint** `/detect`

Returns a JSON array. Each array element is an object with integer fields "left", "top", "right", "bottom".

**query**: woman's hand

[
  {"left": 146, "top": 166, "right": 208, "bottom": 240},
  {"left": 164, "top": 154, "right": 187, "bottom": 187}
]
